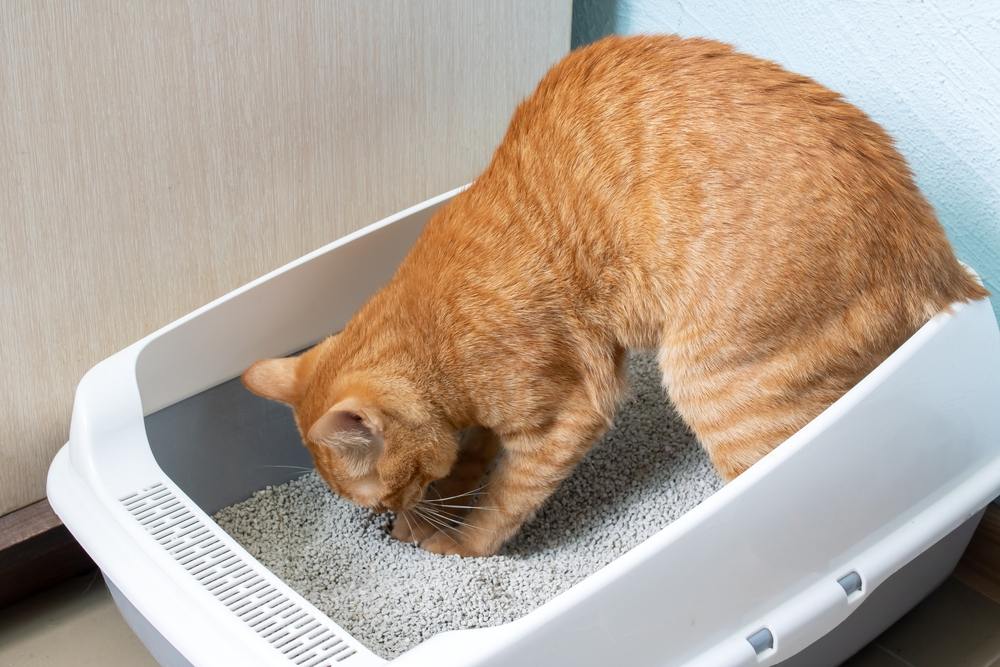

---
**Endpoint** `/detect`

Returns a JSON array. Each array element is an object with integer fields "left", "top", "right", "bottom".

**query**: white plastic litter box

[{"left": 48, "top": 187, "right": 1000, "bottom": 667}]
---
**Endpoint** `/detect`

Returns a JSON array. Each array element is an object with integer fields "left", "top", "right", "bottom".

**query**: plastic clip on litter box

[{"left": 48, "top": 187, "right": 1000, "bottom": 667}]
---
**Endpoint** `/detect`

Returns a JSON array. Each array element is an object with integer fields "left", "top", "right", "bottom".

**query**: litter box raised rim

[{"left": 47, "top": 186, "right": 1000, "bottom": 667}]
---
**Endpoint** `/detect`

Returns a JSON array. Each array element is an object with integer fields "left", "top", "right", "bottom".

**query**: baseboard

[{"left": 0, "top": 499, "right": 95, "bottom": 609}]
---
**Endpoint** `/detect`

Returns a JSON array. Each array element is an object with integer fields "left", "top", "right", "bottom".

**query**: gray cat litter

[{"left": 214, "top": 355, "right": 723, "bottom": 658}]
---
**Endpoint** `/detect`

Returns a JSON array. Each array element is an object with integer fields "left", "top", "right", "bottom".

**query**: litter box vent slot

[{"left": 120, "top": 483, "right": 357, "bottom": 665}]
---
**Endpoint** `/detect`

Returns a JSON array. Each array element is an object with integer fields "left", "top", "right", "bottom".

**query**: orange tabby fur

[{"left": 243, "top": 35, "right": 987, "bottom": 557}]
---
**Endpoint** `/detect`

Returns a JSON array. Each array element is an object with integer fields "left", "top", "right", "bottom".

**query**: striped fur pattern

[{"left": 242, "top": 36, "right": 987, "bottom": 556}]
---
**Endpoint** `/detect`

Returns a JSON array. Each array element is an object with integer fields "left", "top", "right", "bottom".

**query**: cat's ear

[
  {"left": 242, "top": 357, "right": 302, "bottom": 405},
  {"left": 307, "top": 398, "right": 384, "bottom": 458}
]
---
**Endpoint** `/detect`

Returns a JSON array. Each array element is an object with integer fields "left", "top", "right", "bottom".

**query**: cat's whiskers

[
  {"left": 415, "top": 502, "right": 486, "bottom": 533},
  {"left": 424, "top": 483, "right": 489, "bottom": 504},
  {"left": 425, "top": 502, "right": 499, "bottom": 511},
  {"left": 443, "top": 517, "right": 486, "bottom": 533},
  {"left": 411, "top": 506, "right": 459, "bottom": 544},
  {"left": 400, "top": 510, "right": 417, "bottom": 543},
  {"left": 413, "top": 503, "right": 458, "bottom": 525},
  {"left": 408, "top": 506, "right": 439, "bottom": 531}
]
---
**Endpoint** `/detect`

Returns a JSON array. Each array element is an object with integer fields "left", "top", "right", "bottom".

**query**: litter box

[{"left": 47, "top": 186, "right": 1000, "bottom": 667}]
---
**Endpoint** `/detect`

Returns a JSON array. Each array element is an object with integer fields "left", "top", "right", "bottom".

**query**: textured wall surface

[
  {"left": 573, "top": 0, "right": 1000, "bottom": 314},
  {"left": 0, "top": 0, "right": 571, "bottom": 516}
]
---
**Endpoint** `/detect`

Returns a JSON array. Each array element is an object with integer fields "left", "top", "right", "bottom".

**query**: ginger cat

[{"left": 243, "top": 36, "right": 986, "bottom": 557}]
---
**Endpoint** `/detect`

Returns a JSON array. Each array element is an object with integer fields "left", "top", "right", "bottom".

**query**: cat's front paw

[
  {"left": 419, "top": 531, "right": 472, "bottom": 556},
  {"left": 419, "top": 531, "right": 492, "bottom": 557},
  {"left": 390, "top": 513, "right": 437, "bottom": 544}
]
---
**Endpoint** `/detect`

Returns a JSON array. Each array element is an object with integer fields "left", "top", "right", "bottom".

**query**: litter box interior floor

[{"left": 215, "top": 354, "right": 724, "bottom": 658}]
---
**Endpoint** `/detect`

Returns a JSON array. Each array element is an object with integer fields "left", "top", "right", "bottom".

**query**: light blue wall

[{"left": 574, "top": 1, "right": 1000, "bottom": 315}]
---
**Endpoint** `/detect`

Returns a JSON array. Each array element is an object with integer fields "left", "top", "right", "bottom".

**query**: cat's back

[
  {"left": 486, "top": 35, "right": 980, "bottom": 327},
  {"left": 413, "top": 35, "right": 984, "bottom": 350},
  {"left": 509, "top": 34, "right": 905, "bottom": 195}
]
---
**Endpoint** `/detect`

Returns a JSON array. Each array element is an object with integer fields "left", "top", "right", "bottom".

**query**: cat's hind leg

[{"left": 658, "top": 343, "right": 849, "bottom": 481}]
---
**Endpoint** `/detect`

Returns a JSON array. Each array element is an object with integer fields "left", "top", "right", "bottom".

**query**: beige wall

[{"left": 0, "top": 0, "right": 571, "bottom": 516}]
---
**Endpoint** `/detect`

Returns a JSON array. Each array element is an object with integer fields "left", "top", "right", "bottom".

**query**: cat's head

[{"left": 241, "top": 342, "right": 458, "bottom": 513}]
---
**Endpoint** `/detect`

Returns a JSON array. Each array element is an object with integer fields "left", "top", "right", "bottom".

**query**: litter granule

[{"left": 214, "top": 354, "right": 723, "bottom": 658}]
